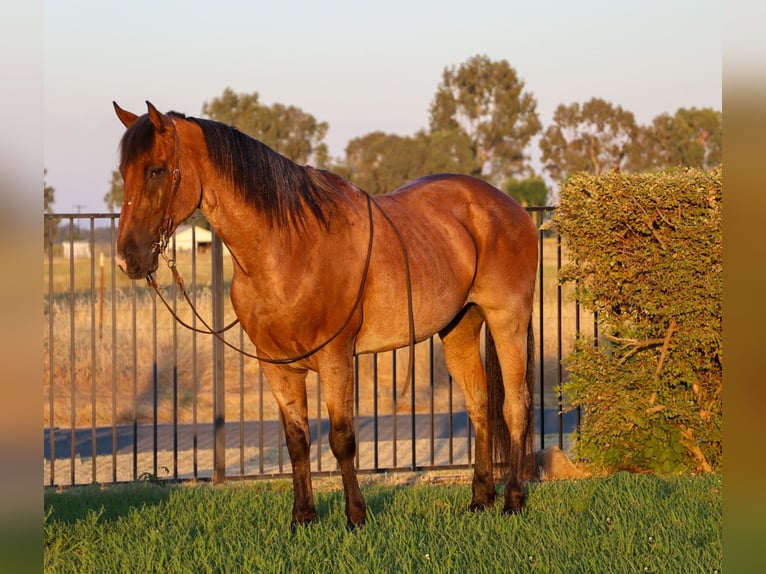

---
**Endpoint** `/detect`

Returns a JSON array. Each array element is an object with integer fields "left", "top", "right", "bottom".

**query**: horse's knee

[
  {"left": 282, "top": 419, "right": 311, "bottom": 459},
  {"left": 329, "top": 421, "right": 356, "bottom": 460}
]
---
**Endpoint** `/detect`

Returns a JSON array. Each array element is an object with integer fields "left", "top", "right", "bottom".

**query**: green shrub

[{"left": 551, "top": 168, "right": 722, "bottom": 473}]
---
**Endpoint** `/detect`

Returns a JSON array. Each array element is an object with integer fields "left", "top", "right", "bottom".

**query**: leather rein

[{"left": 145, "top": 120, "right": 416, "bottom": 390}]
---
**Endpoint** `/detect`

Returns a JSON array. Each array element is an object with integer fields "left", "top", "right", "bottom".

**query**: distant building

[
  {"left": 173, "top": 225, "right": 229, "bottom": 254},
  {"left": 61, "top": 240, "right": 91, "bottom": 259}
]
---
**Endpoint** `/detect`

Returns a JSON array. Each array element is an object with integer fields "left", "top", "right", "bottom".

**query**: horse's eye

[{"left": 149, "top": 167, "right": 164, "bottom": 179}]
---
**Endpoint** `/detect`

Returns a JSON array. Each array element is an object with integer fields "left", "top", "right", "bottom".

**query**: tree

[
  {"left": 44, "top": 169, "right": 58, "bottom": 247},
  {"left": 539, "top": 98, "right": 638, "bottom": 184},
  {"left": 44, "top": 168, "right": 54, "bottom": 212},
  {"left": 429, "top": 55, "right": 541, "bottom": 184},
  {"left": 103, "top": 169, "right": 123, "bottom": 213},
  {"left": 343, "top": 131, "right": 417, "bottom": 195},
  {"left": 417, "top": 129, "right": 478, "bottom": 176},
  {"left": 342, "top": 129, "right": 477, "bottom": 195},
  {"left": 504, "top": 176, "right": 549, "bottom": 206},
  {"left": 628, "top": 107, "right": 722, "bottom": 172},
  {"left": 202, "top": 87, "right": 329, "bottom": 167}
]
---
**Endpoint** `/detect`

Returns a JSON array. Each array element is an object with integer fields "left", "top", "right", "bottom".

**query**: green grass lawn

[{"left": 44, "top": 472, "right": 721, "bottom": 573}]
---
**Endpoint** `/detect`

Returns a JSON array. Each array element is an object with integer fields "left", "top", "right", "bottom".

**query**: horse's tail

[{"left": 487, "top": 319, "right": 536, "bottom": 481}]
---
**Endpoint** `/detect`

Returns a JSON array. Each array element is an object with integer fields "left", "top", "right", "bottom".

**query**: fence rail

[{"left": 43, "top": 208, "right": 593, "bottom": 487}]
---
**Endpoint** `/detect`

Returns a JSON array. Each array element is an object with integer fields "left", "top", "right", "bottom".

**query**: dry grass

[
  {"left": 43, "top": 286, "right": 461, "bottom": 428},
  {"left": 43, "top": 237, "right": 595, "bottom": 430}
]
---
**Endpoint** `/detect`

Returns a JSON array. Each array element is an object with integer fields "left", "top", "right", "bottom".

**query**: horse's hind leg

[
  {"left": 439, "top": 306, "right": 496, "bottom": 510},
  {"left": 261, "top": 363, "right": 317, "bottom": 527},
  {"left": 483, "top": 310, "right": 534, "bottom": 515}
]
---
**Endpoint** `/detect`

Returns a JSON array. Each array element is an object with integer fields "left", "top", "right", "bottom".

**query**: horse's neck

[{"left": 198, "top": 184, "right": 305, "bottom": 280}]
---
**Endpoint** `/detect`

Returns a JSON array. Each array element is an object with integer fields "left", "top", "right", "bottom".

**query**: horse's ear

[
  {"left": 113, "top": 102, "right": 138, "bottom": 128},
  {"left": 146, "top": 101, "right": 170, "bottom": 134}
]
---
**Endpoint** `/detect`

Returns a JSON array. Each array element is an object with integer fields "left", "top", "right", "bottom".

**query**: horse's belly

[{"left": 353, "top": 289, "right": 467, "bottom": 355}]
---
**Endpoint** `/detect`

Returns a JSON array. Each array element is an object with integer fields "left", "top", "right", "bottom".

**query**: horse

[{"left": 113, "top": 101, "right": 538, "bottom": 528}]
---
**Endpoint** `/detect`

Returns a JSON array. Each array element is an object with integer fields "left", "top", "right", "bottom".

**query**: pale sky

[{"left": 43, "top": 0, "right": 721, "bottom": 213}]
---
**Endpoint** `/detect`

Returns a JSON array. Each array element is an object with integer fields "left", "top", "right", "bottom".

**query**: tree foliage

[
  {"left": 628, "top": 107, "right": 722, "bottom": 172},
  {"left": 44, "top": 169, "right": 58, "bottom": 248},
  {"left": 540, "top": 98, "right": 638, "bottom": 183},
  {"left": 343, "top": 131, "right": 422, "bottom": 195},
  {"left": 551, "top": 169, "right": 722, "bottom": 474},
  {"left": 44, "top": 168, "right": 55, "bottom": 213},
  {"left": 429, "top": 55, "right": 541, "bottom": 184},
  {"left": 101, "top": 64, "right": 721, "bottom": 212},
  {"left": 103, "top": 169, "right": 123, "bottom": 213},
  {"left": 503, "top": 176, "right": 548, "bottom": 206},
  {"left": 540, "top": 100, "right": 722, "bottom": 185},
  {"left": 202, "top": 87, "right": 329, "bottom": 167},
  {"left": 342, "top": 129, "right": 477, "bottom": 195}
]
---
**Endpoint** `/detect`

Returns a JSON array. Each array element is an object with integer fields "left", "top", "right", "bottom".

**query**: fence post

[{"left": 212, "top": 231, "right": 226, "bottom": 483}]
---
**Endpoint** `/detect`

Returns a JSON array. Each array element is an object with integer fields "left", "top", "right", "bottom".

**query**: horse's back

[
  {"left": 390, "top": 173, "right": 529, "bottom": 218},
  {"left": 354, "top": 173, "right": 537, "bottom": 352},
  {"left": 383, "top": 173, "right": 537, "bottom": 252}
]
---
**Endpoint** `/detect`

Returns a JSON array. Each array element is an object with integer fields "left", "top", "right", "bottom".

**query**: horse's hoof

[
  {"left": 501, "top": 499, "right": 526, "bottom": 516},
  {"left": 290, "top": 515, "right": 318, "bottom": 532},
  {"left": 468, "top": 502, "right": 493, "bottom": 513}
]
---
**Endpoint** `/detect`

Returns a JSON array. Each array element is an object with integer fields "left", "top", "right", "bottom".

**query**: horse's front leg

[
  {"left": 261, "top": 363, "right": 316, "bottom": 527},
  {"left": 319, "top": 355, "right": 366, "bottom": 528}
]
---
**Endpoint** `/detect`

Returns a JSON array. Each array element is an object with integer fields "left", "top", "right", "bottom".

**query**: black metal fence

[{"left": 43, "top": 208, "right": 594, "bottom": 487}]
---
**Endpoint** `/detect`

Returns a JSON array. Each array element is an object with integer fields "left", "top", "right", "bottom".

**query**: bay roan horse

[{"left": 113, "top": 101, "right": 538, "bottom": 528}]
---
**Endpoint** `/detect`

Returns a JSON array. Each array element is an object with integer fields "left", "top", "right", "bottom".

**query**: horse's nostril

[{"left": 115, "top": 254, "right": 128, "bottom": 273}]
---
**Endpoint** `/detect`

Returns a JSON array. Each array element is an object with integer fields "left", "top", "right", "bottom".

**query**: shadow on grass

[{"left": 44, "top": 482, "right": 172, "bottom": 524}]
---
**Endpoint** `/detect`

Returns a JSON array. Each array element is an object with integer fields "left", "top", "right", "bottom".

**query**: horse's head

[{"left": 113, "top": 101, "right": 200, "bottom": 279}]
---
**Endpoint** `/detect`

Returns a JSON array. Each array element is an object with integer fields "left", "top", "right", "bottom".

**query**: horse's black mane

[{"left": 119, "top": 111, "right": 339, "bottom": 231}]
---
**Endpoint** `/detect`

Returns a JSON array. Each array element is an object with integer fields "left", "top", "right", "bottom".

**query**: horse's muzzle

[{"left": 115, "top": 251, "right": 159, "bottom": 280}]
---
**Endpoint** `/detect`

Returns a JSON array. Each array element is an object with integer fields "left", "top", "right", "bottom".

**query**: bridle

[
  {"left": 144, "top": 119, "right": 416, "bottom": 391},
  {"left": 149, "top": 118, "right": 183, "bottom": 259}
]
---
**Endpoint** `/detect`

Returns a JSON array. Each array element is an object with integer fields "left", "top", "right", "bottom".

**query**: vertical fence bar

[
  {"left": 316, "top": 372, "right": 323, "bottom": 472},
  {"left": 239, "top": 326, "right": 245, "bottom": 476},
  {"left": 278, "top": 413, "right": 284, "bottom": 473},
  {"left": 212, "top": 230, "right": 226, "bottom": 484},
  {"left": 538, "top": 215, "right": 545, "bottom": 449},
  {"left": 448, "top": 373, "right": 454, "bottom": 465},
  {"left": 68, "top": 217, "right": 76, "bottom": 485},
  {"left": 152, "top": 276, "right": 158, "bottom": 477},
  {"left": 258, "top": 369, "right": 264, "bottom": 475},
  {"left": 557, "top": 230, "right": 564, "bottom": 449},
  {"left": 391, "top": 350, "right": 397, "bottom": 468},
  {"left": 410, "top": 346, "right": 416, "bottom": 470},
  {"left": 47, "top": 215, "right": 55, "bottom": 486},
  {"left": 429, "top": 337, "right": 435, "bottom": 467},
  {"left": 354, "top": 356, "right": 360, "bottom": 469},
  {"left": 131, "top": 278, "right": 138, "bottom": 481},
  {"left": 111, "top": 218, "right": 118, "bottom": 482},
  {"left": 191, "top": 223, "right": 199, "bottom": 478},
  {"left": 171, "top": 235, "right": 179, "bottom": 480},
  {"left": 372, "top": 353, "right": 379, "bottom": 470},
  {"left": 466, "top": 399, "right": 472, "bottom": 465},
  {"left": 89, "top": 218, "right": 97, "bottom": 483},
  {"left": 575, "top": 297, "right": 582, "bottom": 429}
]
